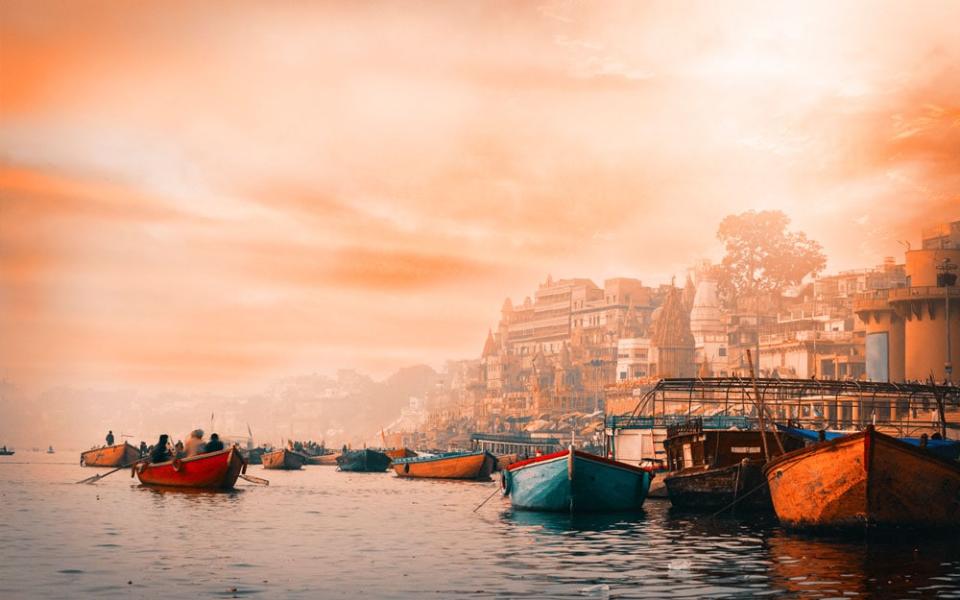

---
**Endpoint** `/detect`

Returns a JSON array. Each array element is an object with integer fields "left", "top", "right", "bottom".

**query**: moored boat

[
  {"left": 503, "top": 448, "right": 653, "bottom": 512},
  {"left": 764, "top": 426, "right": 960, "bottom": 529},
  {"left": 775, "top": 424, "right": 960, "bottom": 461},
  {"left": 81, "top": 442, "right": 140, "bottom": 467},
  {"left": 392, "top": 450, "right": 496, "bottom": 480},
  {"left": 662, "top": 420, "right": 801, "bottom": 511},
  {"left": 0, "top": 447, "right": 14, "bottom": 456},
  {"left": 307, "top": 452, "right": 341, "bottom": 466},
  {"left": 134, "top": 447, "right": 245, "bottom": 489},
  {"left": 336, "top": 448, "right": 391, "bottom": 472},
  {"left": 262, "top": 448, "right": 307, "bottom": 470}
]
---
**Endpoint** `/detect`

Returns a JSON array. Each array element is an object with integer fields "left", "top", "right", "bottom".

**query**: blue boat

[
  {"left": 502, "top": 448, "right": 653, "bottom": 512},
  {"left": 775, "top": 424, "right": 960, "bottom": 460}
]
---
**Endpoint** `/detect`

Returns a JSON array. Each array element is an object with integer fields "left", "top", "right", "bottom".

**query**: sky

[{"left": 1, "top": 0, "right": 959, "bottom": 394}]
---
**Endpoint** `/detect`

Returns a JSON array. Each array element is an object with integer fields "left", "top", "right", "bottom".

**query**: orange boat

[
  {"left": 764, "top": 426, "right": 960, "bottom": 529},
  {"left": 134, "top": 447, "right": 245, "bottom": 489},
  {"left": 81, "top": 442, "right": 140, "bottom": 467},
  {"left": 306, "top": 452, "right": 341, "bottom": 465},
  {"left": 392, "top": 450, "right": 496, "bottom": 480},
  {"left": 262, "top": 448, "right": 306, "bottom": 470}
]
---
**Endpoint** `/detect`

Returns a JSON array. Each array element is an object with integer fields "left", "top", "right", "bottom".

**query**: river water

[{"left": 2, "top": 454, "right": 959, "bottom": 599}]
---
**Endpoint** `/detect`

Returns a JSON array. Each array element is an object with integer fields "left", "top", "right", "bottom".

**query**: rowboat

[
  {"left": 336, "top": 449, "right": 391, "bottom": 472},
  {"left": 764, "top": 426, "right": 960, "bottom": 528},
  {"left": 306, "top": 452, "right": 341, "bottom": 465},
  {"left": 384, "top": 447, "right": 416, "bottom": 460},
  {"left": 0, "top": 448, "right": 14, "bottom": 456},
  {"left": 503, "top": 448, "right": 653, "bottom": 512},
  {"left": 81, "top": 442, "right": 140, "bottom": 467},
  {"left": 134, "top": 447, "right": 245, "bottom": 489},
  {"left": 262, "top": 448, "right": 307, "bottom": 470},
  {"left": 392, "top": 450, "right": 496, "bottom": 480}
]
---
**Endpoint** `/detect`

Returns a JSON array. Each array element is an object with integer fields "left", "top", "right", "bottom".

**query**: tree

[
  {"left": 717, "top": 210, "right": 826, "bottom": 300},
  {"left": 716, "top": 210, "right": 826, "bottom": 372}
]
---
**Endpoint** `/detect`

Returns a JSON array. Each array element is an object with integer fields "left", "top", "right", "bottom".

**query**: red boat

[{"left": 133, "top": 447, "right": 246, "bottom": 489}]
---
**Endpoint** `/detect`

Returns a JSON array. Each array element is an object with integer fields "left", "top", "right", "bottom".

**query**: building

[
  {"left": 855, "top": 220, "right": 960, "bottom": 382},
  {"left": 689, "top": 276, "right": 727, "bottom": 376}
]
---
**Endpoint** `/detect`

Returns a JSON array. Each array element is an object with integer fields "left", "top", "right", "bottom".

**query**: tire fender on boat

[
  {"left": 172, "top": 458, "right": 183, "bottom": 472},
  {"left": 500, "top": 470, "right": 511, "bottom": 496}
]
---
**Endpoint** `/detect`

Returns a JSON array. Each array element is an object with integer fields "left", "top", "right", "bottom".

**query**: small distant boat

[
  {"left": 47, "top": 446, "right": 55, "bottom": 454},
  {"left": 503, "top": 448, "right": 653, "bottom": 512},
  {"left": 0, "top": 447, "right": 14, "bottom": 456},
  {"left": 392, "top": 450, "right": 496, "bottom": 480},
  {"left": 384, "top": 447, "right": 416, "bottom": 460},
  {"left": 262, "top": 448, "right": 307, "bottom": 470},
  {"left": 243, "top": 447, "right": 265, "bottom": 465},
  {"left": 336, "top": 449, "right": 391, "bottom": 472},
  {"left": 764, "top": 426, "right": 960, "bottom": 528},
  {"left": 134, "top": 447, "right": 246, "bottom": 489},
  {"left": 81, "top": 442, "right": 140, "bottom": 467},
  {"left": 306, "top": 452, "right": 341, "bottom": 466}
]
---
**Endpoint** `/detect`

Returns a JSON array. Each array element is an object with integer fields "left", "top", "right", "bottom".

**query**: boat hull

[
  {"left": 336, "top": 449, "right": 391, "bottom": 472},
  {"left": 384, "top": 448, "right": 416, "bottom": 460},
  {"left": 392, "top": 451, "right": 496, "bottom": 480},
  {"left": 135, "top": 447, "right": 245, "bottom": 489},
  {"left": 505, "top": 450, "right": 652, "bottom": 512},
  {"left": 308, "top": 453, "right": 341, "bottom": 466},
  {"left": 665, "top": 461, "right": 771, "bottom": 511},
  {"left": 764, "top": 427, "right": 960, "bottom": 528},
  {"left": 81, "top": 443, "right": 140, "bottom": 467},
  {"left": 262, "top": 449, "right": 306, "bottom": 470}
]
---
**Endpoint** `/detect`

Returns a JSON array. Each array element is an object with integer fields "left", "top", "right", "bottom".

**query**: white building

[
  {"left": 689, "top": 277, "right": 727, "bottom": 375},
  {"left": 616, "top": 337, "right": 654, "bottom": 380}
]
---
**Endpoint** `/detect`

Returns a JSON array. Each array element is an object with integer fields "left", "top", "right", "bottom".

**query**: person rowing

[{"left": 203, "top": 433, "right": 224, "bottom": 453}]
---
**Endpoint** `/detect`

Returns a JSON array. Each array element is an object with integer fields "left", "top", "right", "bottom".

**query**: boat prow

[{"left": 764, "top": 426, "right": 960, "bottom": 529}]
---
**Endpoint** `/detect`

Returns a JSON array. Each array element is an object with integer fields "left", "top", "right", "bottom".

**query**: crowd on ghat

[{"left": 102, "top": 429, "right": 226, "bottom": 463}]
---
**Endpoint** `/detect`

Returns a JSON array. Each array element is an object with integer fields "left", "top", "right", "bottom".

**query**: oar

[
  {"left": 239, "top": 473, "right": 269, "bottom": 486},
  {"left": 76, "top": 461, "right": 139, "bottom": 484}
]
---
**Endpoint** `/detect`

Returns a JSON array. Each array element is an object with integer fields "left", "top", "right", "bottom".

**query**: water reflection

[{"left": 2, "top": 458, "right": 959, "bottom": 599}]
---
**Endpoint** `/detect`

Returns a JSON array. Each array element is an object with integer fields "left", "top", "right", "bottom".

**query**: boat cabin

[{"left": 663, "top": 418, "right": 800, "bottom": 472}]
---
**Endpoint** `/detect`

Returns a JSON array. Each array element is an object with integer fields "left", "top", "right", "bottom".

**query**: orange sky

[{"left": 1, "top": 0, "right": 959, "bottom": 392}]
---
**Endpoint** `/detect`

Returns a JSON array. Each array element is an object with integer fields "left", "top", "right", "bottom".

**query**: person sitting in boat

[
  {"left": 139, "top": 441, "right": 148, "bottom": 457},
  {"left": 149, "top": 435, "right": 172, "bottom": 463},
  {"left": 183, "top": 429, "right": 205, "bottom": 457},
  {"left": 106, "top": 430, "right": 115, "bottom": 446},
  {"left": 203, "top": 433, "right": 224, "bottom": 453},
  {"left": 174, "top": 440, "right": 184, "bottom": 457}
]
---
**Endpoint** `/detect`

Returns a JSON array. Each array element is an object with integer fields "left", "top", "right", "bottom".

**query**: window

[{"left": 718, "top": 347, "right": 727, "bottom": 357}]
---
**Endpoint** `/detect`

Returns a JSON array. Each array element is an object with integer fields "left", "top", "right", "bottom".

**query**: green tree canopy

[{"left": 717, "top": 210, "right": 826, "bottom": 303}]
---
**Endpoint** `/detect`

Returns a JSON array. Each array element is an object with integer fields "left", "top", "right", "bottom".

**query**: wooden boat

[
  {"left": 242, "top": 447, "right": 265, "bottom": 465},
  {"left": 494, "top": 453, "right": 518, "bottom": 472},
  {"left": 662, "top": 422, "right": 801, "bottom": 511},
  {"left": 306, "top": 452, "right": 341, "bottom": 465},
  {"left": 384, "top": 447, "right": 416, "bottom": 460},
  {"left": 392, "top": 450, "right": 496, "bottom": 480},
  {"left": 261, "top": 448, "right": 306, "bottom": 470},
  {"left": 764, "top": 426, "right": 960, "bottom": 528},
  {"left": 134, "top": 447, "right": 245, "bottom": 489},
  {"left": 503, "top": 448, "right": 653, "bottom": 512},
  {"left": 0, "top": 448, "right": 14, "bottom": 456},
  {"left": 47, "top": 446, "right": 55, "bottom": 454},
  {"left": 81, "top": 442, "right": 140, "bottom": 467},
  {"left": 776, "top": 424, "right": 960, "bottom": 461},
  {"left": 336, "top": 448, "right": 391, "bottom": 472}
]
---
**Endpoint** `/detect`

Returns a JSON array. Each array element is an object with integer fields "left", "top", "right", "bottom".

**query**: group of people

[
  {"left": 286, "top": 439, "right": 326, "bottom": 456},
  {"left": 133, "top": 430, "right": 226, "bottom": 464}
]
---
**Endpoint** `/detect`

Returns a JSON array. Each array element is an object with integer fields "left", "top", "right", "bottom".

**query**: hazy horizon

[{"left": 2, "top": 1, "right": 959, "bottom": 412}]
